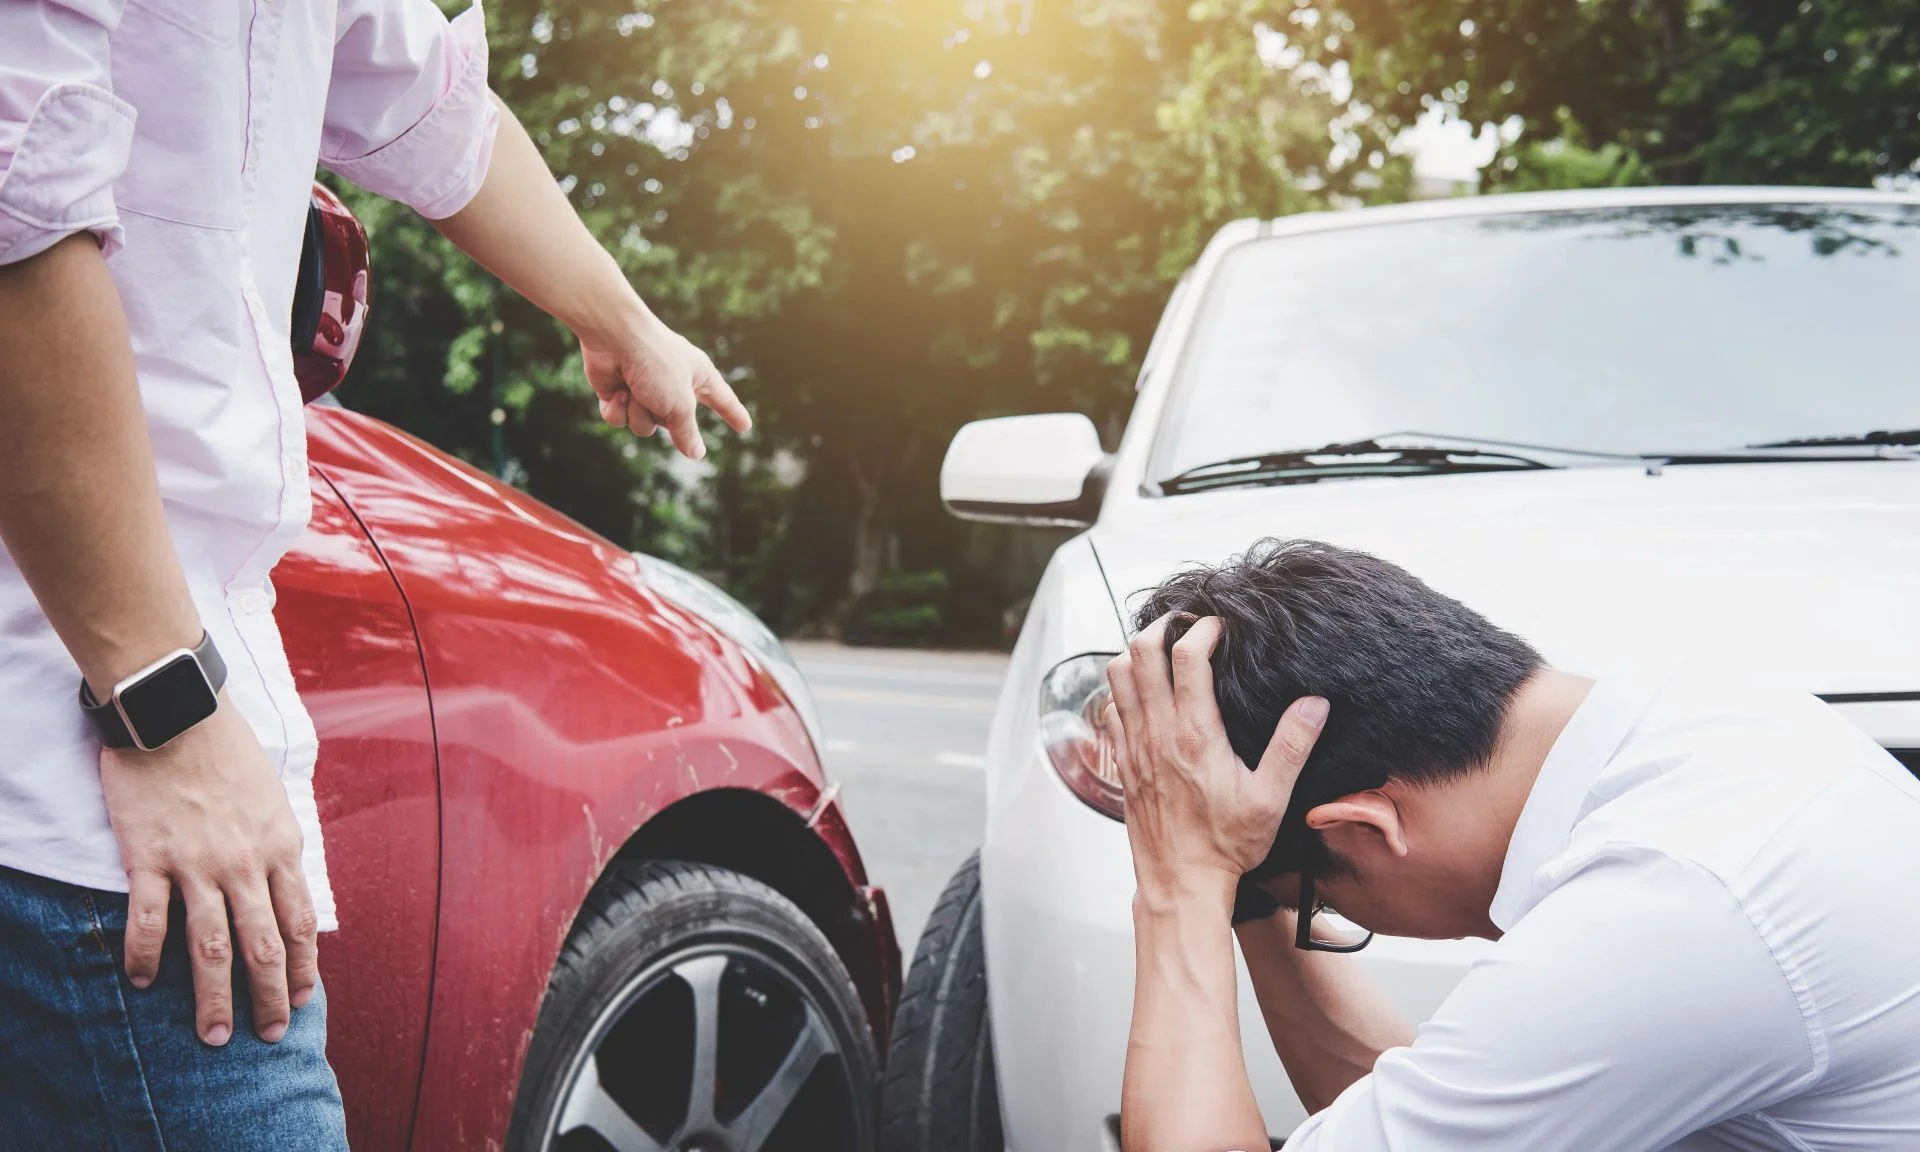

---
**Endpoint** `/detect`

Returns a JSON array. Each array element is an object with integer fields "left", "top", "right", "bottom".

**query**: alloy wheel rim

[{"left": 543, "top": 941, "right": 855, "bottom": 1152}]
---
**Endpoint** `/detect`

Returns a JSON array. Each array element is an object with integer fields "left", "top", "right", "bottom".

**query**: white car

[{"left": 878, "top": 186, "right": 1920, "bottom": 1152}]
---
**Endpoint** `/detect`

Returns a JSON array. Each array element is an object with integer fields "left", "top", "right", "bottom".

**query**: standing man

[
  {"left": 1104, "top": 539, "right": 1920, "bottom": 1151},
  {"left": 0, "top": 1, "right": 748, "bottom": 1146}
]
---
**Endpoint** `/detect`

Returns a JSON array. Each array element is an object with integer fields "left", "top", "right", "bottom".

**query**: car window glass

[{"left": 1153, "top": 203, "right": 1920, "bottom": 478}]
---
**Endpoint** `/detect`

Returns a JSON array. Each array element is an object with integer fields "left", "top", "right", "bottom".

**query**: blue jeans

[{"left": 0, "top": 863, "right": 348, "bottom": 1150}]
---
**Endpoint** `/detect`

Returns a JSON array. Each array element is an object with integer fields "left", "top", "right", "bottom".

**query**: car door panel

[{"left": 276, "top": 469, "right": 439, "bottom": 1152}]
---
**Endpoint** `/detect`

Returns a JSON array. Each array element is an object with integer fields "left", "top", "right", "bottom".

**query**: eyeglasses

[{"left": 1294, "top": 871, "right": 1375, "bottom": 953}]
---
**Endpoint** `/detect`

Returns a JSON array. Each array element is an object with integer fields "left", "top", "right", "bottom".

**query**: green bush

[{"left": 844, "top": 571, "right": 950, "bottom": 647}]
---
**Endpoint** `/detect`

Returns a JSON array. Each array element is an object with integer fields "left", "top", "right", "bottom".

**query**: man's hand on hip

[
  {"left": 99, "top": 700, "right": 318, "bottom": 1047},
  {"left": 1, "top": 236, "right": 311, "bottom": 1047}
]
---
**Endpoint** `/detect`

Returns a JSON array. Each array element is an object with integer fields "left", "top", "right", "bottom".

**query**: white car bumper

[{"left": 981, "top": 742, "right": 1493, "bottom": 1151}]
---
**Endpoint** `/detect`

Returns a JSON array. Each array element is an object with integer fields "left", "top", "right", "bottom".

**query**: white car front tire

[{"left": 880, "top": 852, "right": 1004, "bottom": 1152}]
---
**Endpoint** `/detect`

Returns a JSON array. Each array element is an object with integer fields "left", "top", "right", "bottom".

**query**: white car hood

[{"left": 1090, "top": 459, "right": 1920, "bottom": 696}]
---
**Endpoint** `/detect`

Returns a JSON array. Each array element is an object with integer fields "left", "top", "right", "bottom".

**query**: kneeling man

[{"left": 1104, "top": 539, "right": 1920, "bottom": 1152}]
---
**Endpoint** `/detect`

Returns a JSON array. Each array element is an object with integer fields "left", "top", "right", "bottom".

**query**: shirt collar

[{"left": 1486, "top": 673, "right": 1665, "bottom": 932}]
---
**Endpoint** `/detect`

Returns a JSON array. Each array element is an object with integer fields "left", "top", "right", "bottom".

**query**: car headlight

[
  {"left": 633, "top": 553, "right": 825, "bottom": 758},
  {"left": 1039, "top": 652, "right": 1125, "bottom": 820}
]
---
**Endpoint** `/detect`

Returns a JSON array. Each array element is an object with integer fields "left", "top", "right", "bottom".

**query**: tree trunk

[{"left": 848, "top": 464, "right": 885, "bottom": 599}]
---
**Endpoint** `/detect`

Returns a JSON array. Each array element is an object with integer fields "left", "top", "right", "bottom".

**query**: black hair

[{"left": 1134, "top": 538, "right": 1542, "bottom": 880}]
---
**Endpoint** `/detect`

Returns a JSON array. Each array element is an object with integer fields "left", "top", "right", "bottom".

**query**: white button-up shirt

[
  {"left": 0, "top": 0, "right": 499, "bottom": 929},
  {"left": 1286, "top": 667, "right": 1920, "bottom": 1150}
]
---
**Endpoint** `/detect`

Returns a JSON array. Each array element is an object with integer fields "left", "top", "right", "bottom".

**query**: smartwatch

[{"left": 79, "top": 632, "right": 227, "bottom": 751}]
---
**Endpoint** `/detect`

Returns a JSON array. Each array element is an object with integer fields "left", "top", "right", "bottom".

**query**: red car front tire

[{"left": 509, "top": 860, "right": 881, "bottom": 1152}]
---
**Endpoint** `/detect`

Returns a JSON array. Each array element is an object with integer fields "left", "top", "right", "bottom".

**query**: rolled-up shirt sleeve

[
  {"left": 321, "top": 0, "right": 499, "bottom": 220},
  {"left": 0, "top": 0, "right": 137, "bottom": 265},
  {"left": 1284, "top": 852, "right": 1817, "bottom": 1152}
]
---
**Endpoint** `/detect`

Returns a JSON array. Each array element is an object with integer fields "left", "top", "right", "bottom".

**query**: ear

[{"left": 1305, "top": 791, "right": 1409, "bottom": 858}]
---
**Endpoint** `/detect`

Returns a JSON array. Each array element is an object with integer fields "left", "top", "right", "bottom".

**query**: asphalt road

[{"left": 788, "top": 642, "right": 1006, "bottom": 959}]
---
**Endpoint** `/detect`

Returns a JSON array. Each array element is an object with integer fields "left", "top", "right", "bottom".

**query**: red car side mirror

[{"left": 291, "top": 182, "right": 371, "bottom": 405}]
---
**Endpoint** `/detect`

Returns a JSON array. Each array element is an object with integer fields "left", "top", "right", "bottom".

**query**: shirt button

[
  {"left": 245, "top": 146, "right": 261, "bottom": 171},
  {"left": 285, "top": 458, "right": 306, "bottom": 484},
  {"left": 237, "top": 590, "right": 266, "bottom": 615}
]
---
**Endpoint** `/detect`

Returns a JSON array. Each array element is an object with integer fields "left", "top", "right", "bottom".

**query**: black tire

[
  {"left": 880, "top": 852, "right": 1004, "bottom": 1152},
  {"left": 508, "top": 859, "right": 881, "bottom": 1152}
]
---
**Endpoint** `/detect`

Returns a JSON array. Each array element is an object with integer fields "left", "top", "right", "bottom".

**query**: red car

[{"left": 285, "top": 187, "right": 899, "bottom": 1151}]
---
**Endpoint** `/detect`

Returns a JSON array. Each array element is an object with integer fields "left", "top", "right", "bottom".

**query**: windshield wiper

[
  {"left": 1747, "top": 428, "right": 1920, "bottom": 449},
  {"left": 1155, "top": 438, "right": 1557, "bottom": 496}
]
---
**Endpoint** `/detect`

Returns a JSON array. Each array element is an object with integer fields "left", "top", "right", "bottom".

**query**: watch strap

[{"left": 79, "top": 632, "right": 227, "bottom": 750}]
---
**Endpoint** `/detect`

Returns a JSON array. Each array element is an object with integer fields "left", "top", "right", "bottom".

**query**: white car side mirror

[{"left": 941, "top": 413, "right": 1110, "bottom": 527}]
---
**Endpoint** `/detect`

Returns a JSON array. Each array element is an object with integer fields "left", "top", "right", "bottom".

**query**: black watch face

[{"left": 119, "top": 653, "right": 218, "bottom": 748}]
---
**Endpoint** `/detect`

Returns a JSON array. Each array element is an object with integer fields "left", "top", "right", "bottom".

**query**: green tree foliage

[
  {"left": 1308, "top": 0, "right": 1920, "bottom": 186},
  {"left": 337, "top": 0, "right": 1403, "bottom": 638}
]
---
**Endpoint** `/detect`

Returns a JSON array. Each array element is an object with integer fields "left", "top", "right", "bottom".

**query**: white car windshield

[{"left": 1151, "top": 202, "right": 1920, "bottom": 483}]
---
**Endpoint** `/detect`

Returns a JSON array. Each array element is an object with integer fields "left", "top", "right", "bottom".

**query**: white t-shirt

[{"left": 1285, "top": 668, "right": 1920, "bottom": 1151}]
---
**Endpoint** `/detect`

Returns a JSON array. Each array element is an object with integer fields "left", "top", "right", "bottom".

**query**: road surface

[{"left": 788, "top": 642, "right": 1006, "bottom": 958}]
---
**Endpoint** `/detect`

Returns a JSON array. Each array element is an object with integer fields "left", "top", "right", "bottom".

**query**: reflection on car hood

[{"left": 1090, "top": 460, "right": 1920, "bottom": 696}]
